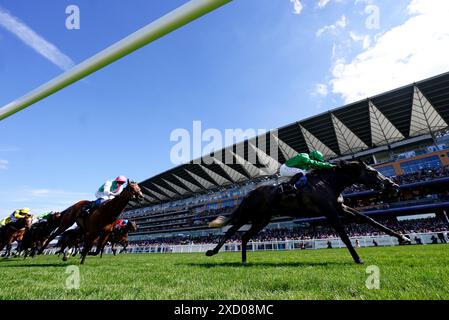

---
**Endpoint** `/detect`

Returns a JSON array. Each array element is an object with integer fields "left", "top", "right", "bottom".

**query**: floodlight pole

[{"left": 0, "top": 0, "right": 232, "bottom": 121}]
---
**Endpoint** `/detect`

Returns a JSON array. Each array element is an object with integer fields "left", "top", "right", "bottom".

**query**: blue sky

[{"left": 1, "top": 0, "right": 448, "bottom": 215}]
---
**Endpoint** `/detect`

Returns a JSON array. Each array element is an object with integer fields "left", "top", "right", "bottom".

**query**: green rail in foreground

[
  {"left": 0, "top": 0, "right": 232, "bottom": 121},
  {"left": 0, "top": 245, "right": 447, "bottom": 300}
]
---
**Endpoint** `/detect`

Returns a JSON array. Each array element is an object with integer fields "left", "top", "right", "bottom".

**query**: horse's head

[
  {"left": 22, "top": 214, "right": 34, "bottom": 230},
  {"left": 121, "top": 180, "right": 144, "bottom": 202},
  {"left": 354, "top": 160, "right": 399, "bottom": 197},
  {"left": 127, "top": 220, "right": 137, "bottom": 233},
  {"left": 51, "top": 212, "right": 62, "bottom": 222}
]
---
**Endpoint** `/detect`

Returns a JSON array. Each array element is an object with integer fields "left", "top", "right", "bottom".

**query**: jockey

[
  {"left": 280, "top": 150, "right": 335, "bottom": 189},
  {"left": 81, "top": 176, "right": 127, "bottom": 217},
  {"left": 37, "top": 211, "right": 54, "bottom": 221},
  {"left": 0, "top": 208, "right": 31, "bottom": 227},
  {"left": 95, "top": 176, "right": 127, "bottom": 205},
  {"left": 113, "top": 219, "right": 128, "bottom": 230}
]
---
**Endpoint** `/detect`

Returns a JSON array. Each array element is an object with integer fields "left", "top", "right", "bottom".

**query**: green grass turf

[{"left": 0, "top": 244, "right": 447, "bottom": 300}]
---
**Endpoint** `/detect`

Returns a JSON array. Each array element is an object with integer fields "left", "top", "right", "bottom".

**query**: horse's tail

[
  {"left": 208, "top": 216, "right": 230, "bottom": 228},
  {"left": 208, "top": 195, "right": 247, "bottom": 228}
]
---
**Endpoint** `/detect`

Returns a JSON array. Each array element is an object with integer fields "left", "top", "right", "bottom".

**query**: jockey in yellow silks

[{"left": 0, "top": 208, "right": 31, "bottom": 226}]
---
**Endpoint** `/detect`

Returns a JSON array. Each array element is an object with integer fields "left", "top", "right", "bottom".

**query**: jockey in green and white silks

[
  {"left": 94, "top": 176, "right": 127, "bottom": 206},
  {"left": 280, "top": 150, "right": 335, "bottom": 188},
  {"left": 80, "top": 176, "right": 127, "bottom": 218}
]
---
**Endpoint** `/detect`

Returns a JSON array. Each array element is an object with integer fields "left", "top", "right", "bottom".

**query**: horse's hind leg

[
  {"left": 120, "top": 241, "right": 128, "bottom": 254},
  {"left": 241, "top": 220, "right": 269, "bottom": 264},
  {"left": 80, "top": 235, "right": 96, "bottom": 265},
  {"left": 206, "top": 223, "right": 244, "bottom": 257},
  {"left": 40, "top": 228, "right": 64, "bottom": 254},
  {"left": 326, "top": 208, "right": 363, "bottom": 264},
  {"left": 341, "top": 205, "right": 411, "bottom": 244}
]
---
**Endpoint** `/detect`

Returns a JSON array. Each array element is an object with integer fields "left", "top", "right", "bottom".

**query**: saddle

[
  {"left": 78, "top": 201, "right": 98, "bottom": 230},
  {"left": 277, "top": 173, "right": 308, "bottom": 197}
]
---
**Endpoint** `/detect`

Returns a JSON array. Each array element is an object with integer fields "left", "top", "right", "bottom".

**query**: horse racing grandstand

[{"left": 123, "top": 71, "right": 449, "bottom": 244}]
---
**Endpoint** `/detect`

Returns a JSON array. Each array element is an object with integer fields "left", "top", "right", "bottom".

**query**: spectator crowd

[{"left": 129, "top": 217, "right": 449, "bottom": 246}]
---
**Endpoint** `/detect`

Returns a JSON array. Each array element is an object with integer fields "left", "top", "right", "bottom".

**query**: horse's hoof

[
  {"left": 355, "top": 259, "right": 364, "bottom": 265},
  {"left": 205, "top": 250, "right": 215, "bottom": 257},
  {"left": 399, "top": 236, "right": 411, "bottom": 245},
  {"left": 62, "top": 256, "right": 68, "bottom": 262}
]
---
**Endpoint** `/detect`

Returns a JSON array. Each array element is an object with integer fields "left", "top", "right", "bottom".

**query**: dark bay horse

[
  {"left": 0, "top": 215, "right": 33, "bottom": 257},
  {"left": 56, "top": 228, "right": 83, "bottom": 261},
  {"left": 20, "top": 212, "right": 62, "bottom": 257},
  {"left": 39, "top": 201, "right": 89, "bottom": 254},
  {"left": 207, "top": 160, "right": 411, "bottom": 264},
  {"left": 78, "top": 180, "right": 143, "bottom": 264}
]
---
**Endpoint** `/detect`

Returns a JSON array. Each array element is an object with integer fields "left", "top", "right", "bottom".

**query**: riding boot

[{"left": 80, "top": 202, "right": 96, "bottom": 218}]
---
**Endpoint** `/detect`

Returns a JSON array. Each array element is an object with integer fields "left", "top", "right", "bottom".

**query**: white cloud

[
  {"left": 316, "top": 15, "right": 347, "bottom": 37},
  {"left": 0, "top": 187, "right": 91, "bottom": 217},
  {"left": 315, "top": 83, "right": 329, "bottom": 96},
  {"left": 349, "top": 31, "right": 371, "bottom": 49},
  {"left": 0, "top": 159, "right": 8, "bottom": 170},
  {"left": 290, "top": 0, "right": 303, "bottom": 15},
  {"left": 318, "top": 0, "right": 331, "bottom": 8},
  {"left": 354, "top": 0, "right": 374, "bottom": 4},
  {"left": 26, "top": 188, "right": 90, "bottom": 198},
  {"left": 0, "top": 7, "right": 74, "bottom": 70},
  {"left": 317, "top": 0, "right": 344, "bottom": 9},
  {"left": 330, "top": 0, "right": 449, "bottom": 103}
]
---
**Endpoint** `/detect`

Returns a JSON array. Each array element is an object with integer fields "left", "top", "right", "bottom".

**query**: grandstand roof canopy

[{"left": 131, "top": 71, "right": 449, "bottom": 208}]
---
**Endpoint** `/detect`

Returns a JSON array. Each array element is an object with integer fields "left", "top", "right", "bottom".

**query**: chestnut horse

[
  {"left": 0, "top": 215, "right": 33, "bottom": 257},
  {"left": 100, "top": 220, "right": 137, "bottom": 257},
  {"left": 78, "top": 180, "right": 143, "bottom": 264}
]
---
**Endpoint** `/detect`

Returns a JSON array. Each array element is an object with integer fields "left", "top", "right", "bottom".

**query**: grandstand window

[
  {"left": 222, "top": 200, "right": 235, "bottom": 208},
  {"left": 377, "top": 165, "right": 396, "bottom": 177},
  {"left": 400, "top": 155, "right": 441, "bottom": 174},
  {"left": 208, "top": 203, "right": 219, "bottom": 210}
]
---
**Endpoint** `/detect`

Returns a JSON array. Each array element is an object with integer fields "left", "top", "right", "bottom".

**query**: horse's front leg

[
  {"left": 241, "top": 219, "right": 269, "bottom": 264},
  {"left": 91, "top": 232, "right": 110, "bottom": 257},
  {"left": 341, "top": 205, "right": 411, "bottom": 244},
  {"left": 326, "top": 205, "right": 363, "bottom": 264},
  {"left": 111, "top": 242, "right": 117, "bottom": 256},
  {"left": 3, "top": 242, "right": 12, "bottom": 258},
  {"left": 120, "top": 240, "right": 128, "bottom": 254}
]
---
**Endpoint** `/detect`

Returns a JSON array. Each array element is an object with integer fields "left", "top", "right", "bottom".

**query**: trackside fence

[{"left": 40, "top": 232, "right": 447, "bottom": 255}]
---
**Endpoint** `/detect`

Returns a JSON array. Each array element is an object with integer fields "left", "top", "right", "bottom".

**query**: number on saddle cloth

[
  {"left": 293, "top": 174, "right": 308, "bottom": 189},
  {"left": 278, "top": 173, "right": 307, "bottom": 194}
]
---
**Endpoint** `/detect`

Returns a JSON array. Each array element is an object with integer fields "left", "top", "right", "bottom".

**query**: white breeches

[{"left": 279, "top": 164, "right": 306, "bottom": 177}]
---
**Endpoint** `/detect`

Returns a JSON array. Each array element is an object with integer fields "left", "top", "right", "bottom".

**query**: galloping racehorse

[
  {"left": 20, "top": 212, "right": 62, "bottom": 257},
  {"left": 56, "top": 228, "right": 83, "bottom": 261},
  {"left": 77, "top": 180, "right": 143, "bottom": 264},
  {"left": 207, "top": 160, "right": 411, "bottom": 264},
  {"left": 101, "top": 220, "right": 137, "bottom": 257},
  {"left": 0, "top": 215, "right": 33, "bottom": 257},
  {"left": 38, "top": 201, "right": 90, "bottom": 254}
]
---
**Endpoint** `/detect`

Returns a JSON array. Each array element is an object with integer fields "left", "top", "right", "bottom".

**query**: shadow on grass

[
  {"left": 179, "top": 260, "right": 352, "bottom": 268},
  {"left": 0, "top": 258, "right": 18, "bottom": 262},
  {"left": 0, "top": 261, "right": 70, "bottom": 268}
]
